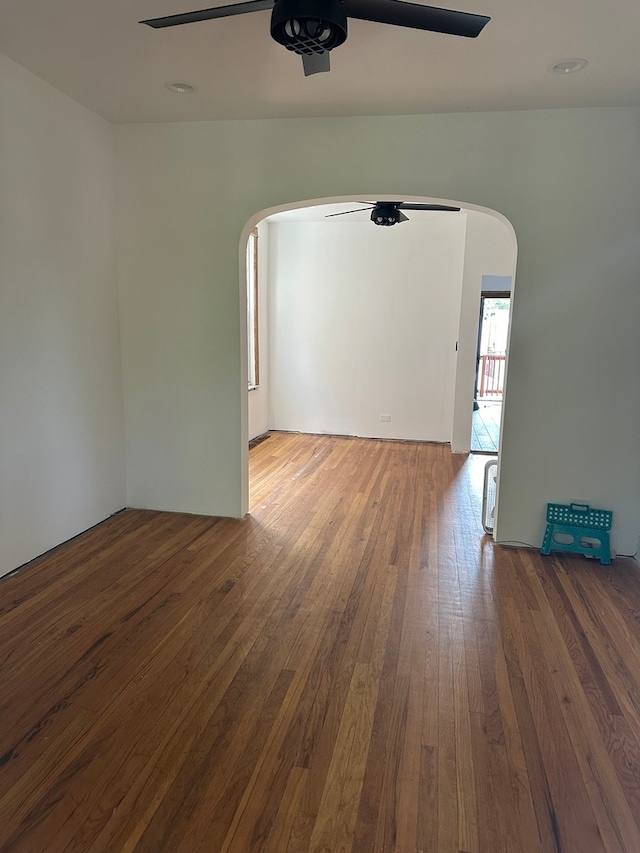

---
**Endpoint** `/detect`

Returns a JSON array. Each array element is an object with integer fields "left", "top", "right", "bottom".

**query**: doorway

[
  {"left": 471, "top": 292, "right": 511, "bottom": 453},
  {"left": 241, "top": 198, "right": 518, "bottom": 514}
]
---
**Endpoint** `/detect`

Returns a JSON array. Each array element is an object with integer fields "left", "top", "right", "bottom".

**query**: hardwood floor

[{"left": 1, "top": 432, "right": 640, "bottom": 852}]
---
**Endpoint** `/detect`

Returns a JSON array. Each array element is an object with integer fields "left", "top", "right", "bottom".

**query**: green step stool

[{"left": 541, "top": 502, "right": 612, "bottom": 565}]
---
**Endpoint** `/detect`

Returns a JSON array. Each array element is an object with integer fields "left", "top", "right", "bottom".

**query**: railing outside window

[{"left": 478, "top": 354, "right": 505, "bottom": 397}]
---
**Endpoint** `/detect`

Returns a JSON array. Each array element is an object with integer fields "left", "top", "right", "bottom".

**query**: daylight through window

[{"left": 247, "top": 228, "right": 259, "bottom": 389}]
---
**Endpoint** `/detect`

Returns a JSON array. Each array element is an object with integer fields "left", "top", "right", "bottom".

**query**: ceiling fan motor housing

[
  {"left": 371, "top": 203, "right": 405, "bottom": 226},
  {"left": 271, "top": 0, "right": 347, "bottom": 55}
]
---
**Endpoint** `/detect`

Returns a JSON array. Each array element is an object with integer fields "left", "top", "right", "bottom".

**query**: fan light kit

[
  {"left": 142, "top": 1, "right": 490, "bottom": 77},
  {"left": 326, "top": 201, "right": 461, "bottom": 226}
]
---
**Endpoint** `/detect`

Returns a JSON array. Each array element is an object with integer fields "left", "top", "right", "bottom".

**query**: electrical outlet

[{"left": 380, "top": 414, "right": 391, "bottom": 422}]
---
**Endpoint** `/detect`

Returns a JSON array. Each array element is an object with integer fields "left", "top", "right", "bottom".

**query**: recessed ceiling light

[
  {"left": 550, "top": 58, "right": 588, "bottom": 74},
  {"left": 165, "top": 81, "right": 197, "bottom": 94}
]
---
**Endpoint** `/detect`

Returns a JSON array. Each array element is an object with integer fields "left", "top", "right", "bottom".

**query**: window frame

[{"left": 247, "top": 228, "right": 260, "bottom": 390}]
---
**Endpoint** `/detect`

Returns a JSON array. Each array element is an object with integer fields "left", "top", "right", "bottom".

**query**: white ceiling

[{"left": 0, "top": 0, "right": 638, "bottom": 124}]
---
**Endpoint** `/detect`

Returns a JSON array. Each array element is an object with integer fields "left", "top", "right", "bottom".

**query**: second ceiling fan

[
  {"left": 326, "top": 201, "right": 461, "bottom": 226},
  {"left": 142, "top": 1, "right": 490, "bottom": 76}
]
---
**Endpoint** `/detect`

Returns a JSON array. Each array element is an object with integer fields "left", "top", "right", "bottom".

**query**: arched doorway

[{"left": 239, "top": 195, "right": 517, "bottom": 514}]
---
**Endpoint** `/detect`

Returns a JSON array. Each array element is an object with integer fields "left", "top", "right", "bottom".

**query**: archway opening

[{"left": 239, "top": 195, "right": 517, "bottom": 519}]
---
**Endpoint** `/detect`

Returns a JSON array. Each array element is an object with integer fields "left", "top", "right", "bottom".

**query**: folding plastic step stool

[{"left": 541, "top": 502, "right": 612, "bottom": 565}]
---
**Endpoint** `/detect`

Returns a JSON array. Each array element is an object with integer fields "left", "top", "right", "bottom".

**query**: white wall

[
  {"left": 247, "top": 220, "right": 270, "bottom": 441},
  {"left": 267, "top": 216, "right": 466, "bottom": 441},
  {"left": 0, "top": 54, "right": 125, "bottom": 577},
  {"left": 115, "top": 107, "right": 640, "bottom": 554}
]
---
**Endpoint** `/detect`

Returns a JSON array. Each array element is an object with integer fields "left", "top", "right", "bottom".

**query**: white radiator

[{"left": 482, "top": 459, "right": 498, "bottom": 535}]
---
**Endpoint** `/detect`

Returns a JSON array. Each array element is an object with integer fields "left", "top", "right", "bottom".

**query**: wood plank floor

[{"left": 1, "top": 432, "right": 640, "bottom": 852}]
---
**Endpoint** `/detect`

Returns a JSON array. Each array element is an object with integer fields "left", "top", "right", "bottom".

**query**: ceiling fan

[
  {"left": 326, "top": 201, "right": 461, "bottom": 225},
  {"left": 141, "top": 1, "right": 490, "bottom": 76}
]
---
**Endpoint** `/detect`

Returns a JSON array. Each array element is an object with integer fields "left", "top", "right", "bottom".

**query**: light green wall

[
  {"left": 116, "top": 107, "right": 640, "bottom": 553},
  {"left": 0, "top": 53, "right": 125, "bottom": 577}
]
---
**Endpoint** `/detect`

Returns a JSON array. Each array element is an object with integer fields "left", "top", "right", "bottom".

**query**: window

[{"left": 247, "top": 228, "right": 259, "bottom": 389}]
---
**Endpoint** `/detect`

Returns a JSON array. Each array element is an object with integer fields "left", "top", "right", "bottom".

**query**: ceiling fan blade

[
  {"left": 302, "top": 51, "right": 331, "bottom": 76},
  {"left": 141, "top": 0, "right": 274, "bottom": 29},
  {"left": 325, "top": 207, "right": 373, "bottom": 217},
  {"left": 398, "top": 203, "right": 461, "bottom": 211},
  {"left": 342, "top": 0, "right": 490, "bottom": 38}
]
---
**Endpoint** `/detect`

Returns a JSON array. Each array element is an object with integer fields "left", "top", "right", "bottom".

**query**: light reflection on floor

[{"left": 471, "top": 400, "right": 501, "bottom": 453}]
